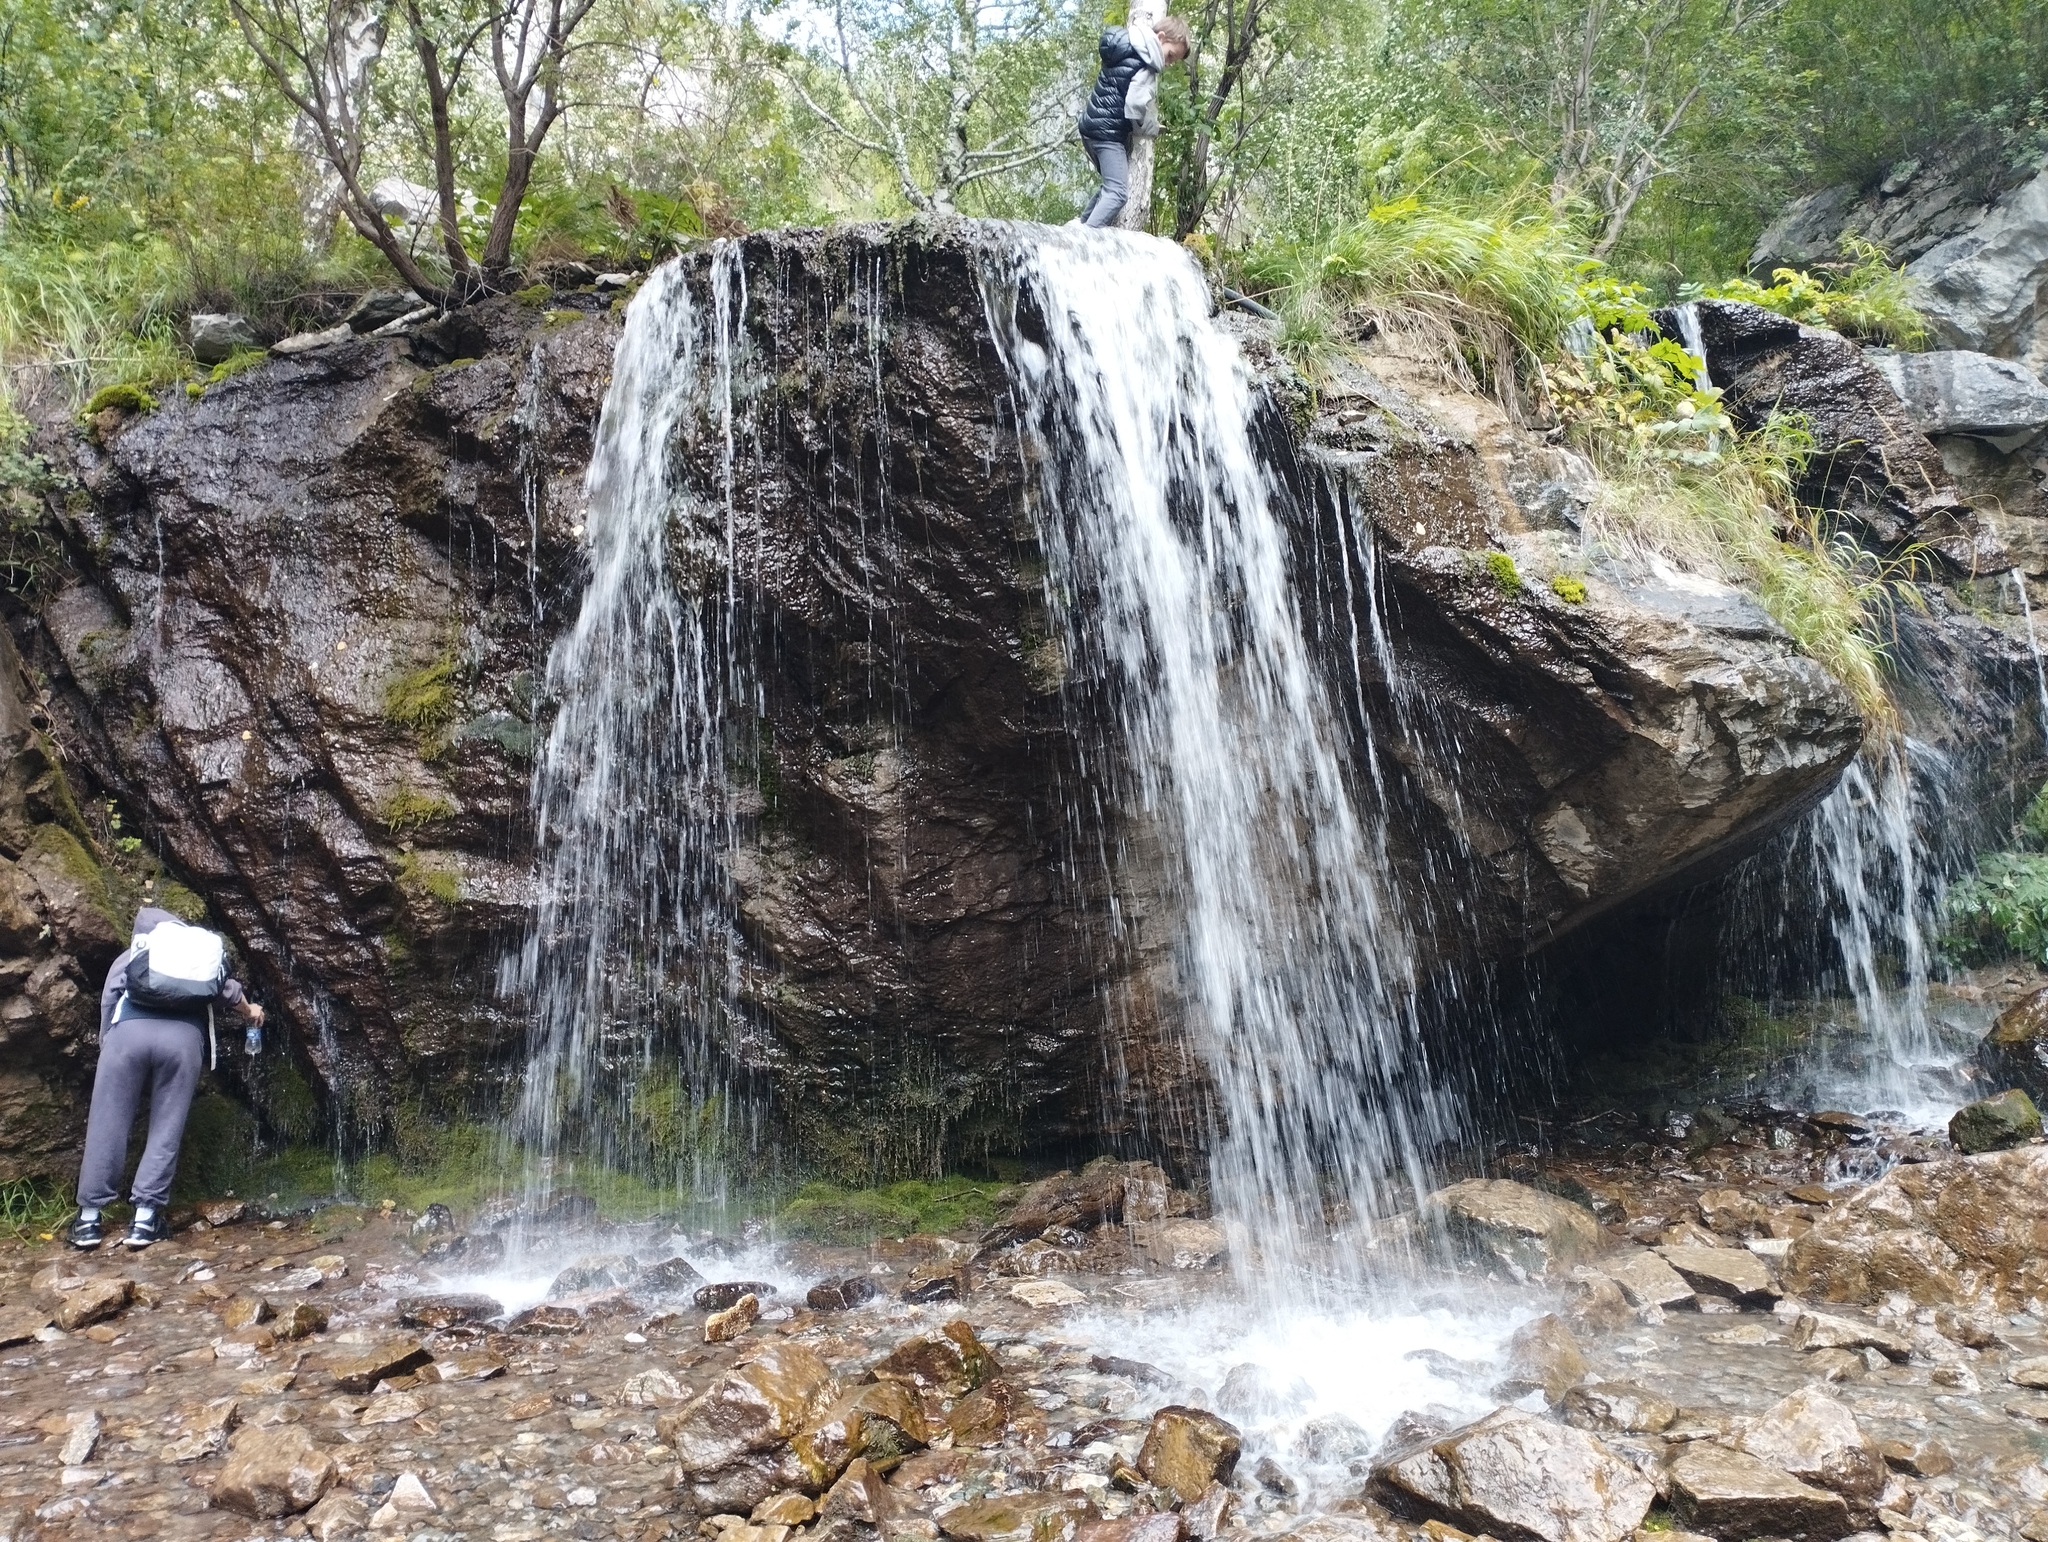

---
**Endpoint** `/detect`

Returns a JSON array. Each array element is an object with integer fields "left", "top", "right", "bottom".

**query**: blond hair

[{"left": 1153, "top": 15, "right": 1191, "bottom": 50}]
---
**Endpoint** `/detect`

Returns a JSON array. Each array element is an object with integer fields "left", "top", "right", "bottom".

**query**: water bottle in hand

[{"left": 244, "top": 1024, "right": 261, "bottom": 1056}]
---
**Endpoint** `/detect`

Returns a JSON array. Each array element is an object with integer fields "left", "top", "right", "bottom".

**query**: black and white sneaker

[
  {"left": 66, "top": 1211, "right": 103, "bottom": 1250},
  {"left": 124, "top": 1208, "right": 168, "bottom": 1248}
]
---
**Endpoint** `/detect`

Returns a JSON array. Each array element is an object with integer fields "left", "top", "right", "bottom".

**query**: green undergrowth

[
  {"left": 1694, "top": 238, "right": 1931, "bottom": 350},
  {"left": 382, "top": 651, "right": 463, "bottom": 756},
  {"left": 0, "top": 1177, "right": 74, "bottom": 1238},
  {"left": 779, "top": 1177, "right": 1016, "bottom": 1243},
  {"left": 1942, "top": 781, "right": 2048, "bottom": 966}
]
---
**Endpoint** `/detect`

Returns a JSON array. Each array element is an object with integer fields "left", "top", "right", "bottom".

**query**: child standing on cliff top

[{"left": 1075, "top": 12, "right": 1191, "bottom": 229}]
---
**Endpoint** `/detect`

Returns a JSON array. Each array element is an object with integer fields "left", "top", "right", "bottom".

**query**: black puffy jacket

[{"left": 1078, "top": 27, "right": 1148, "bottom": 145}]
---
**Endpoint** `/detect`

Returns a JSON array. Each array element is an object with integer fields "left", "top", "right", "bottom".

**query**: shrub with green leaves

[
  {"left": 1943, "top": 851, "right": 2048, "bottom": 965},
  {"left": 1698, "top": 239, "right": 1930, "bottom": 349}
]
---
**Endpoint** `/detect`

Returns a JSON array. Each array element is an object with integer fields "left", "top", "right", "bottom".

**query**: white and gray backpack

[{"left": 122, "top": 921, "right": 228, "bottom": 1012}]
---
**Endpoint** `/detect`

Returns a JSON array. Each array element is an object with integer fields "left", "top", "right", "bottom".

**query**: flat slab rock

[
  {"left": 1371, "top": 1406, "right": 1655, "bottom": 1542},
  {"left": 1667, "top": 1442, "right": 1852, "bottom": 1540},
  {"left": 1656, "top": 1245, "right": 1778, "bottom": 1304}
]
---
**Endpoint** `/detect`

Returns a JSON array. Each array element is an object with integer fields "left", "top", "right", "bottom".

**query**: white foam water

[{"left": 982, "top": 226, "right": 1458, "bottom": 1299}]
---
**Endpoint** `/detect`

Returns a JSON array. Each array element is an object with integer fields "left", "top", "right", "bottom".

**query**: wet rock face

[
  {"left": 15, "top": 224, "right": 1886, "bottom": 1163},
  {"left": 0, "top": 625, "right": 129, "bottom": 1182},
  {"left": 27, "top": 295, "right": 618, "bottom": 1129}
]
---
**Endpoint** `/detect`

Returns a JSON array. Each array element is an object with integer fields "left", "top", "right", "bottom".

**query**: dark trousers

[
  {"left": 1079, "top": 138, "right": 1131, "bottom": 228},
  {"left": 77, "top": 1017, "right": 204, "bottom": 1210}
]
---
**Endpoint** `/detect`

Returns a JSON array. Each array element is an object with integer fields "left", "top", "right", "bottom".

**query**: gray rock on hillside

[
  {"left": 1666, "top": 1443, "right": 1853, "bottom": 1540},
  {"left": 1871, "top": 349, "right": 2048, "bottom": 446},
  {"left": 1752, "top": 138, "right": 2048, "bottom": 373},
  {"left": 189, "top": 312, "right": 262, "bottom": 364}
]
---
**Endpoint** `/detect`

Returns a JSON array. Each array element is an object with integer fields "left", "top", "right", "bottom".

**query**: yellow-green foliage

[
  {"left": 512, "top": 284, "right": 552, "bottom": 306},
  {"left": 382, "top": 653, "right": 460, "bottom": 751},
  {"left": 378, "top": 784, "right": 456, "bottom": 837},
  {"left": 0, "top": 1176, "right": 74, "bottom": 1237},
  {"left": 82, "top": 381, "right": 157, "bottom": 416},
  {"left": 1700, "top": 238, "right": 1929, "bottom": 350},
  {"left": 395, "top": 850, "right": 461, "bottom": 906},
  {"left": 780, "top": 1177, "right": 1014, "bottom": 1243},
  {"left": 23, "top": 822, "right": 121, "bottom": 930},
  {"left": 1550, "top": 573, "right": 1587, "bottom": 604},
  {"left": 1549, "top": 272, "right": 1729, "bottom": 463},
  {"left": 1481, "top": 549, "right": 1521, "bottom": 594}
]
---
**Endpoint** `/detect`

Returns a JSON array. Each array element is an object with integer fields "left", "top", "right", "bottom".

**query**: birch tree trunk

[{"left": 1117, "top": 0, "right": 1163, "bottom": 232}]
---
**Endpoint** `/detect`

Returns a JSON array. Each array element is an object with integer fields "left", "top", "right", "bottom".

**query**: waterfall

[
  {"left": 2011, "top": 567, "right": 2048, "bottom": 751},
  {"left": 1797, "top": 745, "right": 1951, "bottom": 1118},
  {"left": 510, "top": 251, "right": 748, "bottom": 1218},
  {"left": 982, "top": 227, "right": 1456, "bottom": 1293}
]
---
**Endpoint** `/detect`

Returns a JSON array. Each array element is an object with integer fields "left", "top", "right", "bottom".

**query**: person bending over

[
  {"left": 69, "top": 906, "right": 264, "bottom": 1249},
  {"left": 1076, "top": 13, "right": 1190, "bottom": 229}
]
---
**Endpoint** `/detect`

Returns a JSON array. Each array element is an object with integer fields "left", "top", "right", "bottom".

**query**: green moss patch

[
  {"left": 780, "top": 1177, "right": 1013, "bottom": 1243},
  {"left": 1550, "top": 573, "right": 1587, "bottom": 604},
  {"left": 82, "top": 381, "right": 158, "bottom": 417},
  {"left": 378, "top": 784, "right": 456, "bottom": 837}
]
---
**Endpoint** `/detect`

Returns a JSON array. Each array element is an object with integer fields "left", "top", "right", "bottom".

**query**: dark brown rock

[
  {"left": 1950, "top": 1088, "right": 2043, "bottom": 1153},
  {"left": 697, "top": 1281, "right": 778, "bottom": 1312},
  {"left": 212, "top": 1425, "right": 338, "bottom": 1518},
  {"left": 938, "top": 1492, "right": 1095, "bottom": 1542},
  {"left": 320, "top": 1340, "right": 433, "bottom": 1394},
  {"left": 1982, "top": 988, "right": 2048, "bottom": 1100},
  {"left": 395, "top": 1292, "right": 502, "bottom": 1329},
  {"left": 1136, "top": 1406, "right": 1242, "bottom": 1505},
  {"left": 54, "top": 1276, "right": 130, "bottom": 1330}
]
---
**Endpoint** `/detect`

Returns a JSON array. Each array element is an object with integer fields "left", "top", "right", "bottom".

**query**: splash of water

[
  {"left": 982, "top": 227, "right": 1457, "bottom": 1296},
  {"left": 508, "top": 252, "right": 748, "bottom": 1222}
]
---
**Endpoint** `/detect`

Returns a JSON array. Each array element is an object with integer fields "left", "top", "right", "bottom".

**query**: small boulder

[
  {"left": 1696, "top": 1188, "right": 1767, "bottom": 1237},
  {"left": 549, "top": 1253, "right": 640, "bottom": 1297},
  {"left": 1666, "top": 1443, "right": 1851, "bottom": 1540},
  {"left": 656, "top": 1342, "right": 833, "bottom": 1475},
  {"left": 1601, "top": 1249, "right": 1694, "bottom": 1310},
  {"left": 945, "top": 1380, "right": 1013, "bottom": 1448},
  {"left": 1979, "top": 987, "right": 2048, "bottom": 1099},
  {"left": 869, "top": 1324, "right": 993, "bottom": 1397},
  {"left": 1370, "top": 1407, "right": 1654, "bottom": 1542},
  {"left": 219, "top": 1293, "right": 273, "bottom": 1331},
  {"left": 1734, "top": 1386, "right": 1885, "bottom": 1504},
  {"left": 1500, "top": 1314, "right": 1587, "bottom": 1404},
  {"left": 1950, "top": 1089, "right": 2042, "bottom": 1154},
  {"left": 807, "top": 1276, "right": 880, "bottom": 1311},
  {"left": 706, "top": 1293, "right": 760, "bottom": 1343},
  {"left": 1428, "top": 1180, "right": 1603, "bottom": 1281},
  {"left": 1787, "top": 1310, "right": 1913, "bottom": 1361},
  {"left": 54, "top": 1277, "right": 131, "bottom": 1331},
  {"left": 1560, "top": 1382, "right": 1677, "bottom": 1435},
  {"left": 344, "top": 291, "right": 428, "bottom": 334},
  {"left": 939, "top": 1492, "right": 1095, "bottom": 1542},
  {"left": 636, "top": 1256, "right": 707, "bottom": 1297},
  {"left": 320, "top": 1340, "right": 433, "bottom": 1394},
  {"left": 697, "top": 1281, "right": 777, "bottom": 1312},
  {"left": 792, "top": 1380, "right": 930, "bottom": 1486},
  {"left": 274, "top": 1302, "right": 328, "bottom": 1341},
  {"left": 271, "top": 324, "right": 353, "bottom": 357},
  {"left": 1139, "top": 1219, "right": 1228, "bottom": 1271},
  {"left": 507, "top": 1304, "right": 583, "bottom": 1335},
  {"left": 212, "top": 1425, "right": 338, "bottom": 1518},
  {"left": 189, "top": 313, "right": 262, "bottom": 364},
  {"left": 1136, "top": 1406, "right": 1243, "bottom": 1505}
]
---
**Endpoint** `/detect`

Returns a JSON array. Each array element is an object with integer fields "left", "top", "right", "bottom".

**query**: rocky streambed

[{"left": 4, "top": 1108, "right": 2048, "bottom": 1542}]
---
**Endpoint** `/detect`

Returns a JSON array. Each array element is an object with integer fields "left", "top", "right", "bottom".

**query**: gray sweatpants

[
  {"left": 1080, "top": 139, "right": 1130, "bottom": 228},
  {"left": 77, "top": 1017, "right": 204, "bottom": 1210}
]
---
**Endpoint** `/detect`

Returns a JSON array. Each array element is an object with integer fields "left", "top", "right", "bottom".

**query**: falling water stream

[{"left": 494, "top": 226, "right": 1518, "bottom": 1442}]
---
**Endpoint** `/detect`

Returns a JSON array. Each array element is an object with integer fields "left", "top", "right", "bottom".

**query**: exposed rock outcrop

[{"left": 6, "top": 224, "right": 1919, "bottom": 1171}]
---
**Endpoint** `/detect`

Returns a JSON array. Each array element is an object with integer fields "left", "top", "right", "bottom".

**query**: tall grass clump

[
  {"left": 1237, "top": 196, "right": 1584, "bottom": 409},
  {"left": 1555, "top": 276, "right": 1920, "bottom": 731}
]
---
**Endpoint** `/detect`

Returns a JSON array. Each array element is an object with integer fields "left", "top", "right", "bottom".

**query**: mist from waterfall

[{"left": 982, "top": 227, "right": 1458, "bottom": 1297}]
